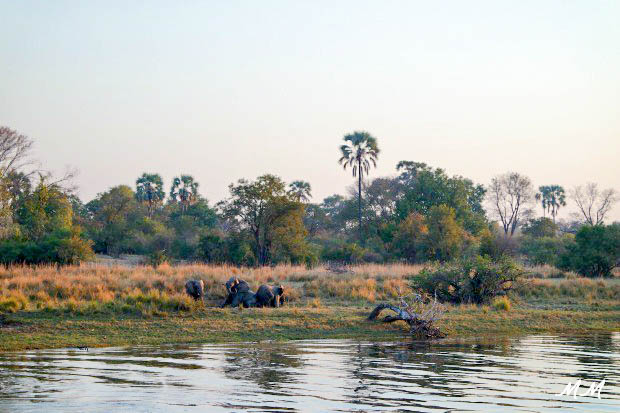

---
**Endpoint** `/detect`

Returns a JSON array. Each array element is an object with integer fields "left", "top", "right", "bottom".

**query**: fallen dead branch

[{"left": 368, "top": 294, "right": 445, "bottom": 339}]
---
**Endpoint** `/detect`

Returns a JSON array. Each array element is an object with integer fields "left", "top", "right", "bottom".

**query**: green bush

[
  {"left": 558, "top": 224, "right": 619, "bottom": 277},
  {"left": 520, "top": 234, "right": 573, "bottom": 266},
  {"left": 321, "top": 241, "right": 367, "bottom": 264},
  {"left": 147, "top": 250, "right": 168, "bottom": 267},
  {"left": 412, "top": 255, "right": 523, "bottom": 304},
  {"left": 0, "top": 230, "right": 94, "bottom": 266}
]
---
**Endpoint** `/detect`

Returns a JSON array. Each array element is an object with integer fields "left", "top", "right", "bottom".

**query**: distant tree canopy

[
  {"left": 535, "top": 185, "right": 566, "bottom": 223},
  {"left": 0, "top": 125, "right": 617, "bottom": 269},
  {"left": 488, "top": 172, "right": 534, "bottom": 237},
  {"left": 559, "top": 223, "right": 620, "bottom": 278},
  {"left": 395, "top": 161, "right": 487, "bottom": 234},
  {"left": 218, "top": 174, "right": 309, "bottom": 266},
  {"left": 136, "top": 173, "right": 165, "bottom": 217},
  {"left": 0, "top": 176, "right": 93, "bottom": 265},
  {"left": 521, "top": 217, "right": 558, "bottom": 238},
  {"left": 339, "top": 131, "right": 380, "bottom": 240},
  {"left": 170, "top": 175, "right": 199, "bottom": 211}
]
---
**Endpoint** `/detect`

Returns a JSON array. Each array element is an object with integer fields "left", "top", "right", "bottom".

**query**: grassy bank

[{"left": 1, "top": 264, "right": 619, "bottom": 351}]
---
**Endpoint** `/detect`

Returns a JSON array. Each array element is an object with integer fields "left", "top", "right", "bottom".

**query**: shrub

[
  {"left": 478, "top": 228, "right": 519, "bottom": 258},
  {"left": 412, "top": 255, "right": 523, "bottom": 304},
  {"left": 0, "top": 231, "right": 94, "bottom": 266},
  {"left": 519, "top": 235, "right": 573, "bottom": 266},
  {"left": 309, "top": 297, "right": 322, "bottom": 308},
  {"left": 492, "top": 296, "right": 511, "bottom": 311},
  {"left": 147, "top": 250, "right": 168, "bottom": 267},
  {"left": 558, "top": 224, "right": 619, "bottom": 277},
  {"left": 521, "top": 217, "right": 558, "bottom": 238},
  {"left": 321, "top": 241, "right": 367, "bottom": 264}
]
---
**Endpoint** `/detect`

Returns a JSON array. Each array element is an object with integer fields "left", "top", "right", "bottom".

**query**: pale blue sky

[{"left": 1, "top": 1, "right": 619, "bottom": 219}]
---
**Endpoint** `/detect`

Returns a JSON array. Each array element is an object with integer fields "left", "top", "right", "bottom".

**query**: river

[{"left": 1, "top": 334, "right": 618, "bottom": 412}]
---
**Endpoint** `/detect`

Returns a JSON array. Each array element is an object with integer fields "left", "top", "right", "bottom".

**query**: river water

[{"left": 0, "top": 334, "right": 618, "bottom": 412}]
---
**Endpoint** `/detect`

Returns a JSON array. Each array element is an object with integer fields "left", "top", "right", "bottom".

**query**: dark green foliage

[
  {"left": 535, "top": 185, "right": 566, "bottom": 222},
  {"left": 169, "top": 175, "right": 199, "bottom": 211},
  {"left": 218, "top": 174, "right": 309, "bottom": 265},
  {"left": 0, "top": 230, "right": 94, "bottom": 266},
  {"left": 395, "top": 161, "right": 487, "bottom": 235},
  {"left": 0, "top": 176, "right": 94, "bottom": 266},
  {"left": 135, "top": 173, "right": 165, "bottom": 217},
  {"left": 197, "top": 232, "right": 256, "bottom": 266},
  {"left": 522, "top": 217, "right": 558, "bottom": 238},
  {"left": 520, "top": 235, "right": 573, "bottom": 266},
  {"left": 147, "top": 250, "right": 168, "bottom": 268},
  {"left": 412, "top": 256, "right": 523, "bottom": 304},
  {"left": 321, "top": 241, "right": 367, "bottom": 264},
  {"left": 558, "top": 224, "right": 619, "bottom": 277}
]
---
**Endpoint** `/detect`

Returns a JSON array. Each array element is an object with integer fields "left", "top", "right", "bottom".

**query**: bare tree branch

[
  {"left": 571, "top": 183, "right": 617, "bottom": 225},
  {"left": 0, "top": 126, "right": 34, "bottom": 177},
  {"left": 488, "top": 172, "right": 534, "bottom": 236}
]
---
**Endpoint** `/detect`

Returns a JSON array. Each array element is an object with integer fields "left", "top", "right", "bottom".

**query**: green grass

[{"left": 1, "top": 299, "right": 618, "bottom": 352}]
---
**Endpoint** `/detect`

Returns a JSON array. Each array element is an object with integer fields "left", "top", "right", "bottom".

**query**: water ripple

[{"left": 0, "top": 334, "right": 619, "bottom": 412}]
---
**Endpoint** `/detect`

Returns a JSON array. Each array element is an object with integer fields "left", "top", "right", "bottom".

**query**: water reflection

[
  {"left": 221, "top": 342, "right": 305, "bottom": 390},
  {"left": 0, "top": 334, "right": 618, "bottom": 412}
]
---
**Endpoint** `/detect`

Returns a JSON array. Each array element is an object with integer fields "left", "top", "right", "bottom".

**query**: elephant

[
  {"left": 221, "top": 276, "right": 253, "bottom": 308},
  {"left": 255, "top": 284, "right": 285, "bottom": 308},
  {"left": 185, "top": 279, "right": 205, "bottom": 301}
]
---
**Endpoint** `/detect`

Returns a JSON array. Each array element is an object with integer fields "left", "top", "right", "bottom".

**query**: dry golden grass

[
  {"left": 0, "top": 263, "right": 423, "bottom": 314},
  {"left": 1, "top": 262, "right": 617, "bottom": 316}
]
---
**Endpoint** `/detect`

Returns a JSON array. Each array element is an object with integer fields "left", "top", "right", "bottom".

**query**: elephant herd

[{"left": 184, "top": 277, "right": 285, "bottom": 308}]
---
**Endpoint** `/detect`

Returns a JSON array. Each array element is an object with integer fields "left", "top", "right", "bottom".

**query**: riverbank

[
  {"left": 1, "top": 264, "right": 618, "bottom": 351},
  {"left": 2, "top": 302, "right": 619, "bottom": 351}
]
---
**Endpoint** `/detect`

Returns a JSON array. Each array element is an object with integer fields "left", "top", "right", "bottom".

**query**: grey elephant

[
  {"left": 185, "top": 279, "right": 205, "bottom": 301},
  {"left": 221, "top": 276, "right": 255, "bottom": 308},
  {"left": 255, "top": 284, "right": 285, "bottom": 308}
]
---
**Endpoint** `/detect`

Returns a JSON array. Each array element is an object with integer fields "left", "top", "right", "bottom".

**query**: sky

[{"left": 1, "top": 0, "right": 619, "bottom": 221}]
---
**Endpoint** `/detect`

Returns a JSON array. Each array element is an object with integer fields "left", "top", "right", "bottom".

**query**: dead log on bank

[{"left": 368, "top": 295, "right": 445, "bottom": 339}]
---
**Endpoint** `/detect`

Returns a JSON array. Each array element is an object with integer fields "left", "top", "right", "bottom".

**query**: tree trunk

[{"left": 358, "top": 164, "right": 362, "bottom": 243}]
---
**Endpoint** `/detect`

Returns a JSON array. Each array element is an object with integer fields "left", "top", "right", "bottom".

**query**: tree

[
  {"left": 521, "top": 217, "right": 558, "bottom": 238},
  {"left": 288, "top": 180, "right": 312, "bottom": 203},
  {"left": 169, "top": 175, "right": 199, "bottom": 212},
  {"left": 571, "top": 183, "right": 617, "bottom": 226},
  {"left": 338, "top": 131, "right": 379, "bottom": 241},
  {"left": 0, "top": 127, "right": 34, "bottom": 240},
  {"left": 135, "top": 173, "right": 164, "bottom": 217},
  {"left": 86, "top": 185, "right": 138, "bottom": 254},
  {"left": 559, "top": 224, "right": 619, "bottom": 277},
  {"left": 391, "top": 212, "right": 428, "bottom": 263},
  {"left": 2, "top": 175, "right": 94, "bottom": 265},
  {"left": 488, "top": 172, "right": 534, "bottom": 236},
  {"left": 423, "top": 205, "right": 467, "bottom": 262},
  {"left": 219, "top": 174, "right": 305, "bottom": 265},
  {"left": 395, "top": 161, "right": 486, "bottom": 234},
  {"left": 363, "top": 177, "right": 400, "bottom": 227},
  {"left": 17, "top": 175, "right": 73, "bottom": 241},
  {"left": 535, "top": 185, "right": 566, "bottom": 223},
  {"left": 0, "top": 126, "right": 33, "bottom": 177},
  {"left": 412, "top": 255, "right": 522, "bottom": 304}
]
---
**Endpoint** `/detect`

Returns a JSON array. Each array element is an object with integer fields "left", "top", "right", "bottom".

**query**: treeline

[{"left": 0, "top": 127, "right": 618, "bottom": 277}]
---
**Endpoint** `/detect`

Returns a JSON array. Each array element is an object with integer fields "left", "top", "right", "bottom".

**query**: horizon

[{"left": 1, "top": 0, "right": 618, "bottom": 221}]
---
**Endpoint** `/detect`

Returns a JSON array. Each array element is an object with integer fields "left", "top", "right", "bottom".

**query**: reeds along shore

[{"left": 0, "top": 263, "right": 618, "bottom": 316}]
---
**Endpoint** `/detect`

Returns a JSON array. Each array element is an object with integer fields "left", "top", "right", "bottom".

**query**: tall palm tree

[
  {"left": 536, "top": 185, "right": 566, "bottom": 223},
  {"left": 136, "top": 173, "right": 165, "bottom": 217},
  {"left": 338, "top": 131, "right": 380, "bottom": 240},
  {"left": 170, "top": 175, "right": 199, "bottom": 212},
  {"left": 288, "top": 180, "right": 312, "bottom": 203}
]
